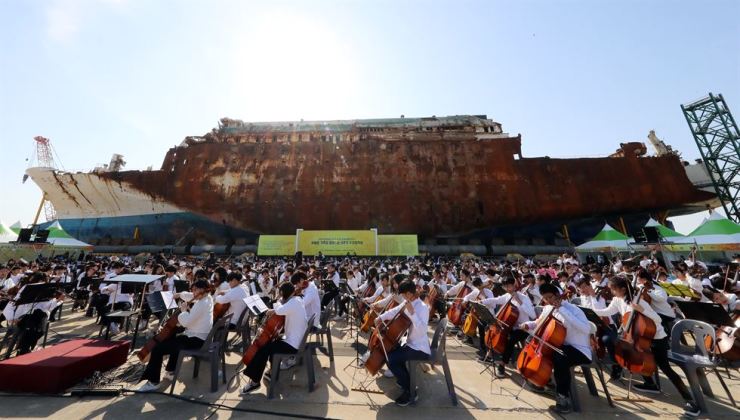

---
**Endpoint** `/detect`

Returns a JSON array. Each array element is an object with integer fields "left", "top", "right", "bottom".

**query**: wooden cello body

[
  {"left": 137, "top": 309, "right": 181, "bottom": 363},
  {"left": 485, "top": 296, "right": 519, "bottom": 353},
  {"left": 517, "top": 310, "right": 567, "bottom": 387},
  {"left": 241, "top": 312, "right": 285, "bottom": 365},
  {"left": 357, "top": 283, "right": 376, "bottom": 318},
  {"left": 213, "top": 302, "right": 231, "bottom": 321},
  {"left": 364, "top": 311, "right": 412, "bottom": 376},
  {"left": 447, "top": 285, "right": 471, "bottom": 327},
  {"left": 614, "top": 289, "right": 657, "bottom": 375},
  {"left": 360, "top": 295, "right": 386, "bottom": 333}
]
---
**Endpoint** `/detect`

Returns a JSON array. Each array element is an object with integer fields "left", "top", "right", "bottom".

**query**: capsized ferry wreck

[{"left": 26, "top": 115, "right": 717, "bottom": 254}]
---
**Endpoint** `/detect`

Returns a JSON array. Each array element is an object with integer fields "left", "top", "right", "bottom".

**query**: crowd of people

[{"left": 0, "top": 251, "right": 738, "bottom": 415}]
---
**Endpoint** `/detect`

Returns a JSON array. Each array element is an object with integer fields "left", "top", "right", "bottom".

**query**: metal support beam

[{"left": 681, "top": 93, "right": 740, "bottom": 222}]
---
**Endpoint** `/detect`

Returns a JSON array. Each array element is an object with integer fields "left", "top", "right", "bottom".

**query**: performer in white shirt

[
  {"left": 241, "top": 282, "right": 308, "bottom": 395},
  {"left": 481, "top": 276, "right": 535, "bottom": 377},
  {"left": 591, "top": 276, "right": 700, "bottom": 417},
  {"left": 377, "top": 279, "right": 430, "bottom": 407},
  {"left": 215, "top": 272, "right": 250, "bottom": 328},
  {"left": 292, "top": 272, "right": 321, "bottom": 329},
  {"left": 520, "top": 283, "right": 592, "bottom": 414},
  {"left": 162, "top": 266, "right": 179, "bottom": 292},
  {"left": 138, "top": 280, "right": 214, "bottom": 392}
]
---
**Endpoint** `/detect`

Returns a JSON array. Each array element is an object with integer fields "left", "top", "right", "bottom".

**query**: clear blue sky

[{"left": 1, "top": 0, "right": 738, "bottom": 235}]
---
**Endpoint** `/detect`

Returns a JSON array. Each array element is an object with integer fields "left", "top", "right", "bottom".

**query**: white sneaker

[
  {"left": 383, "top": 369, "right": 394, "bottom": 378},
  {"left": 109, "top": 323, "right": 120, "bottom": 335},
  {"left": 163, "top": 371, "right": 175, "bottom": 381},
  {"left": 280, "top": 356, "right": 297, "bottom": 370},
  {"left": 137, "top": 381, "right": 160, "bottom": 392}
]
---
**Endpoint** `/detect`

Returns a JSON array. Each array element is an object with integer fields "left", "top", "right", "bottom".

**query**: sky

[{"left": 1, "top": 0, "right": 739, "bottom": 236}]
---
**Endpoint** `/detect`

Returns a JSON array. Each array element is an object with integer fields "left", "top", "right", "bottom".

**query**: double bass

[
  {"left": 517, "top": 308, "right": 567, "bottom": 387},
  {"left": 614, "top": 286, "right": 656, "bottom": 375},
  {"left": 364, "top": 309, "right": 412, "bottom": 376},
  {"left": 485, "top": 294, "right": 520, "bottom": 353}
]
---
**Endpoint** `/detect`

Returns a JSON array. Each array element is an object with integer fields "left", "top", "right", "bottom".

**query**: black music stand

[
  {"left": 470, "top": 302, "right": 498, "bottom": 377},
  {"left": 174, "top": 280, "right": 190, "bottom": 293},
  {"left": 673, "top": 301, "right": 734, "bottom": 327},
  {"left": 322, "top": 280, "right": 339, "bottom": 293},
  {"left": 14, "top": 283, "right": 58, "bottom": 306},
  {"left": 578, "top": 306, "right": 609, "bottom": 327}
]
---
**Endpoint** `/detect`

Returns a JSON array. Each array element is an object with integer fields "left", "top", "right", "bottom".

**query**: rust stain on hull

[{"left": 98, "top": 115, "right": 713, "bottom": 237}]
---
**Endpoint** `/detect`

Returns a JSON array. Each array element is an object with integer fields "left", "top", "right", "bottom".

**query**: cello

[
  {"left": 447, "top": 283, "right": 471, "bottom": 327},
  {"left": 614, "top": 286, "right": 657, "bottom": 375},
  {"left": 137, "top": 309, "right": 181, "bottom": 363},
  {"left": 241, "top": 311, "right": 286, "bottom": 365},
  {"left": 361, "top": 294, "right": 399, "bottom": 333},
  {"left": 485, "top": 294, "right": 520, "bottom": 353},
  {"left": 357, "top": 281, "right": 376, "bottom": 318},
  {"left": 517, "top": 308, "right": 567, "bottom": 388},
  {"left": 364, "top": 309, "right": 412, "bottom": 376}
]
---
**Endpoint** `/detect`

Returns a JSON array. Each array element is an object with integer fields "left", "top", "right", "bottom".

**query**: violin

[
  {"left": 485, "top": 293, "right": 520, "bottom": 353},
  {"left": 614, "top": 286, "right": 657, "bottom": 375},
  {"left": 517, "top": 308, "right": 567, "bottom": 387},
  {"left": 364, "top": 309, "right": 412, "bottom": 375}
]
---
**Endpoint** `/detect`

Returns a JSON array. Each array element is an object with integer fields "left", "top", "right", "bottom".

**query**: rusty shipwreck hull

[{"left": 100, "top": 136, "right": 713, "bottom": 238}]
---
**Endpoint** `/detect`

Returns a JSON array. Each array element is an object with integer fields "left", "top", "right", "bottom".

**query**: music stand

[
  {"left": 470, "top": 302, "right": 498, "bottom": 376},
  {"left": 577, "top": 306, "right": 609, "bottom": 328},
  {"left": 14, "top": 283, "right": 58, "bottom": 306},
  {"left": 104, "top": 274, "right": 163, "bottom": 346},
  {"left": 322, "top": 280, "right": 339, "bottom": 293},
  {"left": 174, "top": 280, "right": 190, "bottom": 293},
  {"left": 673, "top": 301, "right": 734, "bottom": 327}
]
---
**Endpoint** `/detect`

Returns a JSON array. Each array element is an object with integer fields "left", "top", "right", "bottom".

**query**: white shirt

[
  {"left": 347, "top": 274, "right": 361, "bottom": 292},
  {"left": 522, "top": 302, "right": 592, "bottom": 360},
  {"left": 646, "top": 286, "right": 675, "bottom": 318},
  {"left": 164, "top": 275, "right": 178, "bottom": 291},
  {"left": 446, "top": 280, "right": 469, "bottom": 298},
  {"left": 275, "top": 296, "right": 308, "bottom": 349},
  {"left": 215, "top": 284, "right": 250, "bottom": 324},
  {"left": 364, "top": 284, "right": 387, "bottom": 303},
  {"left": 302, "top": 282, "right": 321, "bottom": 328},
  {"left": 481, "top": 291, "right": 535, "bottom": 329},
  {"left": 327, "top": 271, "right": 340, "bottom": 287},
  {"left": 592, "top": 296, "right": 666, "bottom": 339},
  {"left": 379, "top": 298, "right": 430, "bottom": 355},
  {"left": 101, "top": 283, "right": 134, "bottom": 305},
  {"left": 178, "top": 294, "right": 214, "bottom": 340},
  {"left": 462, "top": 287, "right": 493, "bottom": 303}
]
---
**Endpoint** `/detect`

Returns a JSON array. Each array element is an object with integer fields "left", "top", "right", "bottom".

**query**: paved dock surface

[{"left": 1, "top": 305, "right": 738, "bottom": 419}]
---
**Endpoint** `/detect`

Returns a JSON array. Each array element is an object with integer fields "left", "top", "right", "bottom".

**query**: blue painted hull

[{"left": 42, "top": 212, "right": 259, "bottom": 246}]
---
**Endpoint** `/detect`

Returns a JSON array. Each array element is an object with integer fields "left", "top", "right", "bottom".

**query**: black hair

[
  {"left": 227, "top": 272, "right": 242, "bottom": 282},
  {"left": 192, "top": 279, "right": 209, "bottom": 290},
  {"left": 538, "top": 283, "right": 560, "bottom": 296},
  {"left": 608, "top": 276, "right": 633, "bottom": 302},
  {"left": 398, "top": 280, "right": 416, "bottom": 294},
  {"left": 471, "top": 277, "right": 483, "bottom": 287},
  {"left": 280, "top": 282, "right": 295, "bottom": 300},
  {"left": 502, "top": 276, "right": 516, "bottom": 286},
  {"left": 165, "top": 265, "right": 177, "bottom": 273},
  {"left": 291, "top": 271, "right": 308, "bottom": 284}
]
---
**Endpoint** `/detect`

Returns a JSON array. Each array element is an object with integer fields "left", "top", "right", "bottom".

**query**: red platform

[{"left": 0, "top": 339, "right": 129, "bottom": 394}]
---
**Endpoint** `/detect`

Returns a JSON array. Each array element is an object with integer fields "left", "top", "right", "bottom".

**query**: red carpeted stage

[{"left": 0, "top": 339, "right": 129, "bottom": 394}]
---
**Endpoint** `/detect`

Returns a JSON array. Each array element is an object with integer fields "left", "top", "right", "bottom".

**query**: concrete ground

[{"left": 0, "top": 302, "right": 738, "bottom": 420}]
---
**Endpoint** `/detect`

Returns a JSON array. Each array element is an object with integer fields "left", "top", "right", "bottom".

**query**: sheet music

[
  {"left": 243, "top": 294, "right": 269, "bottom": 315},
  {"left": 160, "top": 291, "right": 179, "bottom": 310}
]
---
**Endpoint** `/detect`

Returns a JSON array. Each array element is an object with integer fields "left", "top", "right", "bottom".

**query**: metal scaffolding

[{"left": 681, "top": 93, "right": 740, "bottom": 222}]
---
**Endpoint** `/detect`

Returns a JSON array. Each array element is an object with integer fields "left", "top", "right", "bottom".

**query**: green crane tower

[{"left": 681, "top": 93, "right": 740, "bottom": 223}]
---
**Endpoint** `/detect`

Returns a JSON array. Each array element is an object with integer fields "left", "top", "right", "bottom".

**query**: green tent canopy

[
  {"left": 0, "top": 221, "right": 17, "bottom": 243},
  {"left": 576, "top": 223, "right": 635, "bottom": 252},
  {"left": 46, "top": 221, "right": 93, "bottom": 248},
  {"left": 645, "top": 218, "right": 684, "bottom": 239}
]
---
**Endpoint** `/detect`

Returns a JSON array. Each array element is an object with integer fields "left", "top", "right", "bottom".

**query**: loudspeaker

[
  {"left": 294, "top": 251, "right": 303, "bottom": 266},
  {"left": 643, "top": 226, "right": 660, "bottom": 243},
  {"left": 34, "top": 229, "right": 50, "bottom": 243},
  {"left": 17, "top": 228, "right": 33, "bottom": 243}
]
